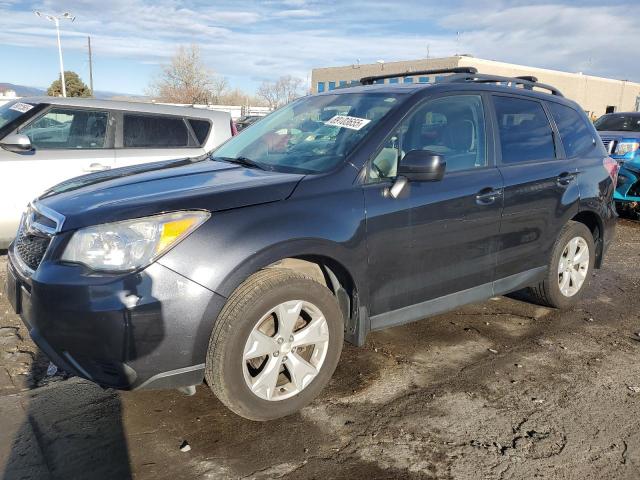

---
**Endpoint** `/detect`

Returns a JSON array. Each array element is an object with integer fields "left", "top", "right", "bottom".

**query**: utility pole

[{"left": 87, "top": 36, "right": 94, "bottom": 96}]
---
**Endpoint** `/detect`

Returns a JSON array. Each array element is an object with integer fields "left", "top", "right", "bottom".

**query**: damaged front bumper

[{"left": 614, "top": 161, "right": 640, "bottom": 205}]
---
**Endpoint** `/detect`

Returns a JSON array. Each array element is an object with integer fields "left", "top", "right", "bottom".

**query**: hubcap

[
  {"left": 242, "top": 300, "right": 329, "bottom": 401},
  {"left": 558, "top": 236, "right": 589, "bottom": 297}
]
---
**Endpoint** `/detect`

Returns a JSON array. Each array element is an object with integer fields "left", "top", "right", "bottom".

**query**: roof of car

[
  {"left": 318, "top": 81, "right": 572, "bottom": 104},
  {"left": 600, "top": 112, "right": 640, "bottom": 116},
  {"left": 318, "top": 83, "right": 428, "bottom": 95},
  {"left": 17, "top": 97, "right": 231, "bottom": 119}
]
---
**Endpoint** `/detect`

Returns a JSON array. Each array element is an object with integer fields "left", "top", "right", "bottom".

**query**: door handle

[
  {"left": 85, "top": 163, "right": 111, "bottom": 172},
  {"left": 557, "top": 172, "right": 576, "bottom": 186},
  {"left": 475, "top": 187, "right": 503, "bottom": 205}
]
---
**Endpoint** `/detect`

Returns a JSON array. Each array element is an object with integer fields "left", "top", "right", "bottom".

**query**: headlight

[
  {"left": 61, "top": 211, "right": 210, "bottom": 272},
  {"left": 615, "top": 140, "right": 640, "bottom": 156}
]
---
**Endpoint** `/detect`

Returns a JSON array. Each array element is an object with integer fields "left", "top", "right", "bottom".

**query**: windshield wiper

[{"left": 213, "top": 156, "right": 268, "bottom": 171}]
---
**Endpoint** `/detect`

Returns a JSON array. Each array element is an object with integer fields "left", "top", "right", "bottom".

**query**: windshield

[
  {"left": 0, "top": 101, "right": 36, "bottom": 130},
  {"left": 212, "top": 93, "right": 402, "bottom": 174},
  {"left": 594, "top": 114, "right": 640, "bottom": 132}
]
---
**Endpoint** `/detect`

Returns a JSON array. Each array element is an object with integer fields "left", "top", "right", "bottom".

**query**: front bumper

[
  {"left": 614, "top": 162, "right": 640, "bottom": 203},
  {"left": 6, "top": 250, "right": 226, "bottom": 390}
]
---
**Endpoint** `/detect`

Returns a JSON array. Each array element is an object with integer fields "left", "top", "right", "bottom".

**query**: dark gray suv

[{"left": 6, "top": 68, "right": 617, "bottom": 420}]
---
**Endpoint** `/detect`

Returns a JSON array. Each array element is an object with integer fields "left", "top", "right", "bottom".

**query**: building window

[
  {"left": 605, "top": 105, "right": 616, "bottom": 114},
  {"left": 418, "top": 76, "right": 429, "bottom": 83},
  {"left": 404, "top": 77, "right": 414, "bottom": 83},
  {"left": 389, "top": 78, "right": 399, "bottom": 84},
  {"left": 317, "top": 82, "right": 325, "bottom": 93},
  {"left": 328, "top": 81, "right": 336, "bottom": 91},
  {"left": 339, "top": 80, "right": 347, "bottom": 87}
]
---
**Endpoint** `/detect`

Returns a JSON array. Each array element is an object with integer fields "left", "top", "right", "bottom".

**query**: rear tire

[
  {"left": 205, "top": 268, "right": 343, "bottom": 421},
  {"left": 528, "top": 221, "right": 595, "bottom": 309}
]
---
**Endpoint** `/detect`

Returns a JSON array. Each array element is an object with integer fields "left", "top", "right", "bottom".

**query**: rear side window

[
  {"left": 548, "top": 103, "right": 594, "bottom": 157},
  {"left": 123, "top": 115, "right": 189, "bottom": 148},
  {"left": 493, "top": 96, "right": 556, "bottom": 163},
  {"left": 188, "top": 119, "right": 211, "bottom": 145},
  {"left": 20, "top": 108, "right": 108, "bottom": 149}
]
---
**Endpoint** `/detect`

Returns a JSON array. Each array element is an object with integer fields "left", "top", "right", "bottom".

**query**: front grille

[
  {"left": 601, "top": 137, "right": 617, "bottom": 154},
  {"left": 12, "top": 203, "right": 62, "bottom": 274},
  {"left": 14, "top": 230, "right": 51, "bottom": 271}
]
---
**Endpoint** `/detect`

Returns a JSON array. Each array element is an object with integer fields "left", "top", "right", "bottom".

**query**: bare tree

[
  {"left": 149, "top": 44, "right": 224, "bottom": 104},
  {"left": 256, "top": 75, "right": 305, "bottom": 109},
  {"left": 218, "top": 88, "right": 267, "bottom": 107},
  {"left": 210, "top": 76, "right": 229, "bottom": 104}
]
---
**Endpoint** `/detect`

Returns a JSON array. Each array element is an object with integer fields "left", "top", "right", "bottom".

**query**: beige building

[{"left": 311, "top": 56, "right": 640, "bottom": 117}]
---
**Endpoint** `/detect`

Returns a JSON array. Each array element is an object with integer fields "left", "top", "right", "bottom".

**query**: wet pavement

[{"left": 1, "top": 219, "right": 640, "bottom": 479}]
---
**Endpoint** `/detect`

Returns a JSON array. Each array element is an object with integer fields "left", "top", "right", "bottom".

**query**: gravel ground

[{"left": 1, "top": 219, "right": 639, "bottom": 480}]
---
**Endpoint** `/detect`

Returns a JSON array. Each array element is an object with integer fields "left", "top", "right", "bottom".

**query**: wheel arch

[
  {"left": 571, "top": 209, "right": 604, "bottom": 268},
  {"left": 214, "top": 241, "right": 368, "bottom": 346}
]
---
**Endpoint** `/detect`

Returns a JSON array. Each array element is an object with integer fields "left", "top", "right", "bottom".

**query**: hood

[
  {"left": 38, "top": 158, "right": 304, "bottom": 231},
  {"left": 597, "top": 131, "right": 640, "bottom": 139}
]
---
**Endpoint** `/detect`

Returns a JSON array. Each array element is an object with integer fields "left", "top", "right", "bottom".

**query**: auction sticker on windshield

[
  {"left": 9, "top": 102, "right": 34, "bottom": 114},
  {"left": 325, "top": 115, "right": 371, "bottom": 131}
]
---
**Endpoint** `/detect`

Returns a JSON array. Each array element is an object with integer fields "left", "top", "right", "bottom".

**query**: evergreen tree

[{"left": 47, "top": 71, "right": 91, "bottom": 97}]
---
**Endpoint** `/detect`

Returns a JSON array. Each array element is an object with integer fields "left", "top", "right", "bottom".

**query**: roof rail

[
  {"left": 444, "top": 72, "right": 564, "bottom": 96},
  {"left": 360, "top": 67, "right": 477, "bottom": 86}
]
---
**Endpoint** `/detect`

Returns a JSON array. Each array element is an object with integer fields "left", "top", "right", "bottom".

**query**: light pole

[{"left": 34, "top": 11, "right": 75, "bottom": 97}]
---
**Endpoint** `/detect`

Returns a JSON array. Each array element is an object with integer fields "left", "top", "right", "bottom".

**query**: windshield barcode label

[
  {"left": 325, "top": 115, "right": 371, "bottom": 131},
  {"left": 9, "top": 102, "right": 34, "bottom": 113}
]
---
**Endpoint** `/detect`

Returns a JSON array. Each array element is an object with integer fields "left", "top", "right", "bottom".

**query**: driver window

[
  {"left": 20, "top": 108, "right": 109, "bottom": 150},
  {"left": 369, "top": 95, "right": 486, "bottom": 180}
]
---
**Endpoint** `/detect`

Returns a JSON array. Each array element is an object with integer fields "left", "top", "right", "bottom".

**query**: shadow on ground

[{"left": 2, "top": 351, "right": 132, "bottom": 480}]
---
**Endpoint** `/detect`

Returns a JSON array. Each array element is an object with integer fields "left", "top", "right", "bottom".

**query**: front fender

[{"left": 157, "top": 186, "right": 368, "bottom": 303}]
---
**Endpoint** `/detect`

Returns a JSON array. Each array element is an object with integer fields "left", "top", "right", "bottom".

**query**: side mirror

[
  {"left": 397, "top": 150, "right": 445, "bottom": 182},
  {"left": 0, "top": 133, "right": 32, "bottom": 153}
]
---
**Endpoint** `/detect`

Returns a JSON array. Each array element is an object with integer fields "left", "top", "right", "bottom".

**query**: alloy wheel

[
  {"left": 558, "top": 236, "right": 589, "bottom": 297},
  {"left": 242, "top": 300, "right": 330, "bottom": 401}
]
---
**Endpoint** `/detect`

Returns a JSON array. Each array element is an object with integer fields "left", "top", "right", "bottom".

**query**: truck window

[
  {"left": 123, "top": 115, "right": 189, "bottom": 148},
  {"left": 20, "top": 108, "right": 108, "bottom": 150}
]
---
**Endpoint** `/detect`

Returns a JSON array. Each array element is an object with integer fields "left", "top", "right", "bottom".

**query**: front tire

[
  {"left": 205, "top": 268, "right": 344, "bottom": 421},
  {"left": 528, "top": 221, "right": 595, "bottom": 309}
]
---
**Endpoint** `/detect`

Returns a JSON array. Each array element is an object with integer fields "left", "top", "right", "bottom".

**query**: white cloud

[
  {"left": 0, "top": 0, "right": 638, "bottom": 93},
  {"left": 273, "top": 9, "right": 320, "bottom": 18},
  {"left": 439, "top": 3, "right": 640, "bottom": 80}
]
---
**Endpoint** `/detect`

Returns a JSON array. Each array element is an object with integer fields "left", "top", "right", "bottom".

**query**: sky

[{"left": 0, "top": 0, "right": 638, "bottom": 96}]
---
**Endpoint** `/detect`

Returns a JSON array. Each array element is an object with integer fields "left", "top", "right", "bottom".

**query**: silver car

[{"left": 0, "top": 98, "right": 234, "bottom": 247}]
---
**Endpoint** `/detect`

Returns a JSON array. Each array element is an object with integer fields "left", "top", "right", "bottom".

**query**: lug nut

[
  {"left": 283, "top": 356, "right": 288, "bottom": 362},
  {"left": 273, "top": 351, "right": 279, "bottom": 357},
  {"left": 289, "top": 335, "right": 294, "bottom": 342},
  {"left": 277, "top": 337, "right": 284, "bottom": 344}
]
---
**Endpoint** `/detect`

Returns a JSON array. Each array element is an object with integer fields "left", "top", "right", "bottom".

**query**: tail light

[
  {"left": 230, "top": 119, "right": 238, "bottom": 136},
  {"left": 603, "top": 156, "right": 619, "bottom": 182}
]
